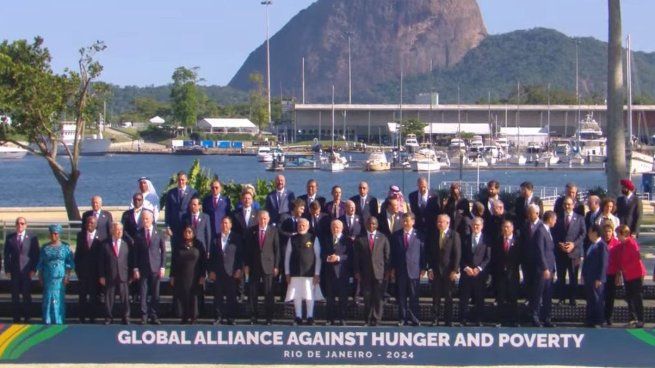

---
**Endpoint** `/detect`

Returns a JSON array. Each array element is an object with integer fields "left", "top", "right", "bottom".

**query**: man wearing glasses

[{"left": 4, "top": 217, "right": 40, "bottom": 323}]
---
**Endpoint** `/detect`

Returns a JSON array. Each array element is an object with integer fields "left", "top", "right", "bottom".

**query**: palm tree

[{"left": 606, "top": 0, "right": 627, "bottom": 196}]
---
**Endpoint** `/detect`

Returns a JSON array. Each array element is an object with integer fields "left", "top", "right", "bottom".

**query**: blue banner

[{"left": 1, "top": 324, "right": 654, "bottom": 366}]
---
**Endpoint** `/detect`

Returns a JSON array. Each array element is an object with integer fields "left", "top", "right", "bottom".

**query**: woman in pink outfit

[{"left": 616, "top": 225, "right": 647, "bottom": 328}]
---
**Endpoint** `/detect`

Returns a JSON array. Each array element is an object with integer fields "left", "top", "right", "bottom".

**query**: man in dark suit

[
  {"left": 75, "top": 216, "right": 102, "bottom": 323},
  {"left": 324, "top": 185, "right": 347, "bottom": 219},
  {"left": 426, "top": 214, "right": 461, "bottom": 326},
  {"left": 553, "top": 182, "right": 585, "bottom": 219},
  {"left": 378, "top": 197, "right": 403, "bottom": 237},
  {"left": 3, "top": 217, "right": 40, "bottom": 323},
  {"left": 354, "top": 216, "right": 390, "bottom": 326},
  {"left": 553, "top": 197, "right": 586, "bottom": 306},
  {"left": 305, "top": 200, "right": 331, "bottom": 240},
  {"left": 581, "top": 224, "right": 608, "bottom": 328},
  {"left": 265, "top": 174, "right": 295, "bottom": 225},
  {"left": 391, "top": 213, "right": 424, "bottom": 326},
  {"left": 82, "top": 195, "right": 113, "bottom": 241},
  {"left": 525, "top": 209, "right": 557, "bottom": 327},
  {"left": 584, "top": 195, "right": 602, "bottom": 253},
  {"left": 165, "top": 171, "right": 198, "bottom": 242},
  {"left": 181, "top": 198, "right": 212, "bottom": 255},
  {"left": 442, "top": 182, "right": 470, "bottom": 220},
  {"left": 617, "top": 179, "right": 642, "bottom": 237},
  {"left": 203, "top": 179, "right": 232, "bottom": 240},
  {"left": 514, "top": 181, "right": 544, "bottom": 227},
  {"left": 322, "top": 219, "right": 353, "bottom": 326},
  {"left": 297, "top": 179, "right": 326, "bottom": 216},
  {"left": 459, "top": 217, "right": 491, "bottom": 326},
  {"left": 339, "top": 200, "right": 363, "bottom": 242},
  {"left": 493, "top": 220, "right": 522, "bottom": 326},
  {"left": 408, "top": 177, "right": 440, "bottom": 236},
  {"left": 121, "top": 193, "right": 146, "bottom": 241},
  {"left": 480, "top": 180, "right": 501, "bottom": 220},
  {"left": 350, "top": 181, "right": 379, "bottom": 222},
  {"left": 133, "top": 211, "right": 166, "bottom": 325},
  {"left": 244, "top": 210, "right": 280, "bottom": 325},
  {"left": 99, "top": 222, "right": 133, "bottom": 325},
  {"left": 232, "top": 190, "right": 258, "bottom": 235},
  {"left": 209, "top": 217, "right": 243, "bottom": 325}
]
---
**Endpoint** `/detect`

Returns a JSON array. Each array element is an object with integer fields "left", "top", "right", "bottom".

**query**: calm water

[{"left": 0, "top": 153, "right": 629, "bottom": 207}]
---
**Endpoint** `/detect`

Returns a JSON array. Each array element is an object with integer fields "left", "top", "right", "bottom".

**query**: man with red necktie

[
  {"left": 99, "top": 222, "right": 134, "bottom": 325},
  {"left": 492, "top": 220, "right": 522, "bottom": 327},
  {"left": 133, "top": 211, "right": 166, "bottom": 325}
]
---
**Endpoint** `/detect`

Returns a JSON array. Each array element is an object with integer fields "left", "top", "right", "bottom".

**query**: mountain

[
  {"left": 375, "top": 28, "right": 655, "bottom": 103},
  {"left": 228, "top": 0, "right": 487, "bottom": 102}
]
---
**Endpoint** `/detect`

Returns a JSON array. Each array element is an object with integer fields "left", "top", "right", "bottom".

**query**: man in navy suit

[
  {"left": 203, "top": 179, "right": 232, "bottom": 240},
  {"left": 353, "top": 216, "right": 390, "bottom": 326},
  {"left": 133, "top": 211, "right": 166, "bottom": 325},
  {"left": 75, "top": 216, "right": 102, "bottom": 323},
  {"left": 553, "top": 183, "right": 585, "bottom": 219},
  {"left": 526, "top": 208, "right": 557, "bottom": 327},
  {"left": 339, "top": 200, "right": 363, "bottom": 242},
  {"left": 581, "top": 224, "right": 608, "bottom": 328},
  {"left": 82, "top": 195, "right": 113, "bottom": 241},
  {"left": 480, "top": 180, "right": 501, "bottom": 220},
  {"left": 442, "top": 183, "right": 470, "bottom": 221},
  {"left": 378, "top": 197, "right": 403, "bottom": 237},
  {"left": 3, "top": 217, "right": 40, "bottom": 323},
  {"left": 121, "top": 193, "right": 145, "bottom": 241},
  {"left": 181, "top": 198, "right": 212, "bottom": 255},
  {"left": 514, "top": 181, "right": 544, "bottom": 227},
  {"left": 165, "top": 171, "right": 198, "bottom": 242},
  {"left": 617, "top": 179, "right": 642, "bottom": 237},
  {"left": 209, "top": 217, "right": 243, "bottom": 325},
  {"left": 297, "top": 179, "right": 326, "bottom": 216},
  {"left": 322, "top": 219, "right": 353, "bottom": 326},
  {"left": 305, "top": 200, "right": 331, "bottom": 240},
  {"left": 232, "top": 190, "right": 258, "bottom": 235},
  {"left": 391, "top": 213, "right": 424, "bottom": 326},
  {"left": 553, "top": 197, "right": 586, "bottom": 306},
  {"left": 493, "top": 220, "right": 522, "bottom": 326},
  {"left": 350, "top": 181, "right": 379, "bottom": 222},
  {"left": 265, "top": 174, "right": 295, "bottom": 225},
  {"left": 459, "top": 217, "right": 491, "bottom": 326},
  {"left": 408, "top": 177, "right": 440, "bottom": 236}
]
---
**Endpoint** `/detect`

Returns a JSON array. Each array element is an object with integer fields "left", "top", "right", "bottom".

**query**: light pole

[
  {"left": 262, "top": 1, "right": 272, "bottom": 131},
  {"left": 347, "top": 33, "right": 352, "bottom": 104}
]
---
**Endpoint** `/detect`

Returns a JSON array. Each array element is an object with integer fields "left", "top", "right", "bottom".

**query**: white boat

[
  {"left": 469, "top": 135, "right": 484, "bottom": 153},
  {"left": 507, "top": 153, "right": 527, "bottom": 166},
  {"left": 319, "top": 151, "right": 347, "bottom": 172},
  {"left": 572, "top": 114, "right": 606, "bottom": 163},
  {"left": 464, "top": 156, "right": 489, "bottom": 168},
  {"left": 365, "top": 151, "right": 390, "bottom": 171},
  {"left": 449, "top": 138, "right": 466, "bottom": 150},
  {"left": 404, "top": 134, "right": 420, "bottom": 153},
  {"left": 410, "top": 148, "right": 448, "bottom": 172},
  {"left": 537, "top": 151, "right": 560, "bottom": 165},
  {"left": 494, "top": 136, "right": 509, "bottom": 151},
  {"left": 629, "top": 151, "right": 654, "bottom": 174},
  {"left": 0, "top": 144, "right": 28, "bottom": 159},
  {"left": 256, "top": 146, "right": 273, "bottom": 162},
  {"left": 57, "top": 121, "right": 111, "bottom": 156}
]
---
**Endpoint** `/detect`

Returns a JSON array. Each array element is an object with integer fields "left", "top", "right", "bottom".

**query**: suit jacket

[
  {"left": 265, "top": 189, "right": 295, "bottom": 225},
  {"left": 581, "top": 239, "right": 608, "bottom": 284},
  {"left": 353, "top": 231, "right": 390, "bottom": 281},
  {"left": 210, "top": 232, "right": 243, "bottom": 277},
  {"left": 202, "top": 194, "right": 232, "bottom": 238},
  {"left": 232, "top": 206, "right": 258, "bottom": 235},
  {"left": 321, "top": 234, "right": 353, "bottom": 280},
  {"left": 3, "top": 231, "right": 40, "bottom": 275},
  {"left": 554, "top": 196, "right": 585, "bottom": 219},
  {"left": 324, "top": 200, "right": 346, "bottom": 219},
  {"left": 377, "top": 211, "right": 403, "bottom": 237},
  {"left": 74, "top": 230, "right": 102, "bottom": 280},
  {"left": 552, "top": 212, "right": 586, "bottom": 259},
  {"left": 98, "top": 236, "right": 133, "bottom": 283},
  {"left": 82, "top": 210, "right": 113, "bottom": 241},
  {"left": 480, "top": 196, "right": 500, "bottom": 220},
  {"left": 164, "top": 186, "right": 198, "bottom": 232},
  {"left": 133, "top": 228, "right": 166, "bottom": 274},
  {"left": 245, "top": 226, "right": 280, "bottom": 276},
  {"left": 528, "top": 223, "right": 556, "bottom": 273},
  {"left": 583, "top": 210, "right": 601, "bottom": 252},
  {"left": 484, "top": 213, "right": 514, "bottom": 249},
  {"left": 408, "top": 190, "right": 440, "bottom": 234},
  {"left": 120, "top": 208, "right": 144, "bottom": 241},
  {"left": 181, "top": 212, "right": 212, "bottom": 254},
  {"left": 350, "top": 194, "right": 379, "bottom": 221},
  {"left": 425, "top": 229, "right": 461, "bottom": 276},
  {"left": 514, "top": 196, "right": 544, "bottom": 226},
  {"left": 339, "top": 213, "right": 363, "bottom": 241},
  {"left": 461, "top": 233, "right": 491, "bottom": 274},
  {"left": 491, "top": 234, "right": 522, "bottom": 276},
  {"left": 443, "top": 197, "right": 470, "bottom": 220},
  {"left": 617, "top": 194, "right": 642, "bottom": 236},
  {"left": 391, "top": 229, "right": 424, "bottom": 280},
  {"left": 304, "top": 212, "right": 331, "bottom": 240},
  {"left": 297, "top": 194, "right": 326, "bottom": 216}
]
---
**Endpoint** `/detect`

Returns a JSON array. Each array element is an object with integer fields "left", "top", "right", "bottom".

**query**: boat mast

[
  {"left": 576, "top": 42, "right": 581, "bottom": 151},
  {"left": 626, "top": 34, "right": 634, "bottom": 177},
  {"left": 331, "top": 85, "right": 335, "bottom": 149}
]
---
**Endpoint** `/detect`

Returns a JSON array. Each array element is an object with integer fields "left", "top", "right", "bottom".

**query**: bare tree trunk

[
  {"left": 46, "top": 158, "right": 82, "bottom": 221},
  {"left": 606, "top": 0, "right": 626, "bottom": 196}
]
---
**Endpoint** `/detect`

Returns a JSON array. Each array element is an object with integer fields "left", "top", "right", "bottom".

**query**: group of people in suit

[{"left": 1, "top": 173, "right": 649, "bottom": 328}]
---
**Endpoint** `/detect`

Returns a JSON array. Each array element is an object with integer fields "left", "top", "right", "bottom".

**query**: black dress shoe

[
  {"left": 266, "top": 319, "right": 272, "bottom": 326},
  {"left": 250, "top": 318, "right": 257, "bottom": 325},
  {"left": 104, "top": 319, "right": 112, "bottom": 325},
  {"left": 543, "top": 321, "right": 555, "bottom": 328},
  {"left": 326, "top": 320, "right": 334, "bottom": 326},
  {"left": 140, "top": 318, "right": 147, "bottom": 325},
  {"left": 444, "top": 322, "right": 453, "bottom": 327},
  {"left": 213, "top": 319, "right": 222, "bottom": 326},
  {"left": 79, "top": 318, "right": 87, "bottom": 324},
  {"left": 293, "top": 318, "right": 301, "bottom": 326},
  {"left": 89, "top": 318, "right": 96, "bottom": 324},
  {"left": 226, "top": 319, "right": 235, "bottom": 325},
  {"left": 531, "top": 321, "right": 542, "bottom": 328},
  {"left": 122, "top": 318, "right": 130, "bottom": 325},
  {"left": 189, "top": 320, "right": 196, "bottom": 325},
  {"left": 370, "top": 320, "right": 378, "bottom": 327},
  {"left": 151, "top": 318, "right": 162, "bottom": 325},
  {"left": 411, "top": 320, "right": 421, "bottom": 327},
  {"left": 556, "top": 299, "right": 566, "bottom": 306},
  {"left": 431, "top": 320, "right": 439, "bottom": 327},
  {"left": 569, "top": 300, "right": 577, "bottom": 307},
  {"left": 306, "top": 318, "right": 315, "bottom": 326},
  {"left": 459, "top": 320, "right": 468, "bottom": 327},
  {"left": 339, "top": 320, "right": 346, "bottom": 326},
  {"left": 397, "top": 321, "right": 406, "bottom": 327}
]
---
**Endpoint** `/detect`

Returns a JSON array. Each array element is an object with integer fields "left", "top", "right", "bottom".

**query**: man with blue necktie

[
  {"left": 4, "top": 217, "right": 40, "bottom": 323},
  {"left": 165, "top": 171, "right": 198, "bottom": 243}
]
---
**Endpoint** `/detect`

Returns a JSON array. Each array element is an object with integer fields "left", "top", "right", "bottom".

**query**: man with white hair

[
  {"left": 82, "top": 195, "right": 113, "bottom": 241},
  {"left": 285, "top": 218, "right": 322, "bottom": 325},
  {"left": 99, "top": 222, "right": 133, "bottom": 325}
]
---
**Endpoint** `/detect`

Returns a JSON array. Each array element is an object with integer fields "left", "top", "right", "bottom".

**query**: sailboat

[{"left": 320, "top": 86, "right": 347, "bottom": 172}]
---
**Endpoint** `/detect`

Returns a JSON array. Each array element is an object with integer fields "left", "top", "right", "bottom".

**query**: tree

[
  {"left": 606, "top": 0, "right": 627, "bottom": 196},
  {"left": 0, "top": 37, "right": 106, "bottom": 220},
  {"left": 249, "top": 72, "right": 269, "bottom": 133},
  {"left": 171, "top": 66, "right": 201, "bottom": 130},
  {"left": 399, "top": 118, "right": 427, "bottom": 138}
]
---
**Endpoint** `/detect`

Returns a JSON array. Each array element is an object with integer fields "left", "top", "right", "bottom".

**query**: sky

[{"left": 3, "top": 0, "right": 652, "bottom": 87}]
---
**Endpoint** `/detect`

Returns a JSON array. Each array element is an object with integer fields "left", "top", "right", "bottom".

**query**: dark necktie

[
  {"left": 17, "top": 234, "right": 23, "bottom": 252},
  {"left": 404, "top": 232, "right": 410, "bottom": 250},
  {"left": 193, "top": 215, "right": 198, "bottom": 228},
  {"left": 146, "top": 229, "right": 151, "bottom": 247},
  {"left": 565, "top": 215, "right": 571, "bottom": 230},
  {"left": 259, "top": 229, "right": 265, "bottom": 249},
  {"left": 504, "top": 238, "right": 510, "bottom": 253},
  {"left": 87, "top": 234, "right": 93, "bottom": 249},
  {"left": 113, "top": 240, "right": 119, "bottom": 256},
  {"left": 214, "top": 196, "right": 219, "bottom": 208}
]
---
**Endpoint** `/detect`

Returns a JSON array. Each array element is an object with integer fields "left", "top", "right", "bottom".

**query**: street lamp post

[{"left": 262, "top": 1, "right": 272, "bottom": 131}]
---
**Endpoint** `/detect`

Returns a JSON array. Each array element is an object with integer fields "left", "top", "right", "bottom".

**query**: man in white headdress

[
  {"left": 130, "top": 177, "right": 160, "bottom": 222},
  {"left": 284, "top": 218, "right": 323, "bottom": 325}
]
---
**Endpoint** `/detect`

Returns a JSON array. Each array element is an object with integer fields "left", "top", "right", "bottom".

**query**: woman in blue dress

[{"left": 36, "top": 224, "right": 74, "bottom": 325}]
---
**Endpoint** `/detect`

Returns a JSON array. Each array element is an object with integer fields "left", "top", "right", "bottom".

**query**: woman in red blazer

[
  {"left": 616, "top": 225, "right": 646, "bottom": 328},
  {"left": 602, "top": 224, "right": 621, "bottom": 326}
]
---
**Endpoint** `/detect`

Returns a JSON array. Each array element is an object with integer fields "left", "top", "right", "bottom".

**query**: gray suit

[
  {"left": 354, "top": 231, "right": 390, "bottom": 324},
  {"left": 99, "top": 237, "right": 133, "bottom": 321}
]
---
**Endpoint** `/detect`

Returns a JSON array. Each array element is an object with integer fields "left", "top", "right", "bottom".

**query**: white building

[
  {"left": 499, "top": 127, "right": 549, "bottom": 147},
  {"left": 197, "top": 118, "right": 259, "bottom": 135}
]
